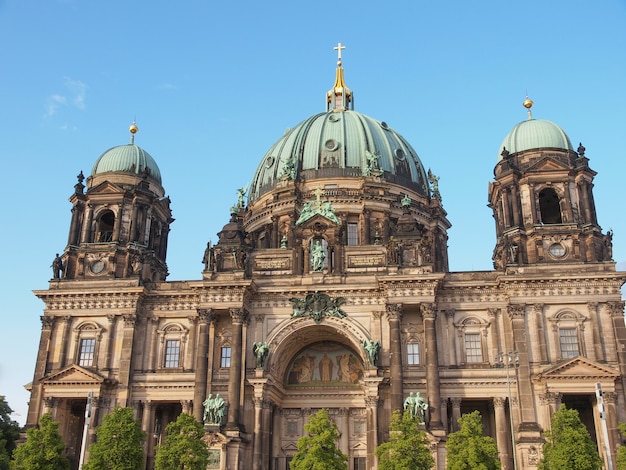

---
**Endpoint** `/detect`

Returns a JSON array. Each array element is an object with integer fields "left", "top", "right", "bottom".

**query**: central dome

[
  {"left": 249, "top": 110, "right": 429, "bottom": 201},
  {"left": 91, "top": 143, "right": 162, "bottom": 184}
]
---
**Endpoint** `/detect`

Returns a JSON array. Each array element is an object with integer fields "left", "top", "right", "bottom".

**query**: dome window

[
  {"left": 394, "top": 149, "right": 406, "bottom": 161},
  {"left": 538, "top": 188, "right": 562, "bottom": 224},
  {"left": 328, "top": 114, "right": 340, "bottom": 122},
  {"left": 96, "top": 210, "right": 115, "bottom": 242},
  {"left": 380, "top": 121, "right": 390, "bottom": 130},
  {"left": 265, "top": 156, "right": 275, "bottom": 168},
  {"left": 324, "top": 139, "right": 339, "bottom": 151}
]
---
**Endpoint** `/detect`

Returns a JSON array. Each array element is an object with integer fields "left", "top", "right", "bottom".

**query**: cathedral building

[{"left": 26, "top": 47, "right": 626, "bottom": 470}]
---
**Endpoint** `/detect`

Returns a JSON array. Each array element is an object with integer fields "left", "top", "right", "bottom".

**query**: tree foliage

[
  {"left": 10, "top": 413, "right": 69, "bottom": 470},
  {"left": 0, "top": 397, "right": 20, "bottom": 470},
  {"left": 290, "top": 409, "right": 348, "bottom": 470},
  {"left": 375, "top": 409, "right": 434, "bottom": 470},
  {"left": 446, "top": 411, "right": 500, "bottom": 470},
  {"left": 617, "top": 422, "right": 626, "bottom": 470},
  {"left": 83, "top": 406, "right": 145, "bottom": 470},
  {"left": 538, "top": 405, "right": 601, "bottom": 470},
  {"left": 154, "top": 412, "right": 209, "bottom": 470}
]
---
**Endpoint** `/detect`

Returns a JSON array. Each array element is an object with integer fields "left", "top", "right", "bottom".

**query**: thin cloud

[{"left": 43, "top": 77, "right": 87, "bottom": 118}]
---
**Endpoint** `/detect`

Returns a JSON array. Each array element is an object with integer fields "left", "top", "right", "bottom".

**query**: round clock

[
  {"left": 548, "top": 243, "right": 566, "bottom": 258},
  {"left": 91, "top": 260, "right": 105, "bottom": 274}
]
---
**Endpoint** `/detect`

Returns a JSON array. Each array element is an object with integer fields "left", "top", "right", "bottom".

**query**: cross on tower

[
  {"left": 334, "top": 42, "right": 346, "bottom": 63},
  {"left": 312, "top": 186, "right": 325, "bottom": 210}
]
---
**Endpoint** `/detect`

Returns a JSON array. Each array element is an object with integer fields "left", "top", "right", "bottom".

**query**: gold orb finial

[
  {"left": 523, "top": 96, "right": 534, "bottom": 109},
  {"left": 129, "top": 122, "right": 139, "bottom": 134}
]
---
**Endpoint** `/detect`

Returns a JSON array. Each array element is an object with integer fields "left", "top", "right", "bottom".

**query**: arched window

[
  {"left": 549, "top": 310, "right": 586, "bottom": 360},
  {"left": 157, "top": 323, "right": 188, "bottom": 369},
  {"left": 96, "top": 210, "right": 115, "bottom": 242},
  {"left": 538, "top": 188, "right": 562, "bottom": 224}
]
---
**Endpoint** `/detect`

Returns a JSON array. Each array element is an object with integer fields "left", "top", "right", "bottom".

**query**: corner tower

[
  {"left": 61, "top": 123, "right": 173, "bottom": 281},
  {"left": 489, "top": 98, "right": 612, "bottom": 269}
]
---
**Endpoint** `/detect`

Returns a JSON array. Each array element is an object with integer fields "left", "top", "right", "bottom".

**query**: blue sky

[{"left": 1, "top": 0, "right": 625, "bottom": 425}]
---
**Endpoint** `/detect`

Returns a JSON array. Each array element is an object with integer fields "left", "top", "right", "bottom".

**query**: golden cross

[{"left": 312, "top": 186, "right": 324, "bottom": 210}]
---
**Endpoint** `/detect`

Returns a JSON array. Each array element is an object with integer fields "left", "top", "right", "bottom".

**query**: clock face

[
  {"left": 549, "top": 243, "right": 566, "bottom": 258},
  {"left": 91, "top": 260, "right": 105, "bottom": 274}
]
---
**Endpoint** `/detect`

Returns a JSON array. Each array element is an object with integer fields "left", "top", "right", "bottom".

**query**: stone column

[
  {"left": 58, "top": 316, "right": 72, "bottom": 368},
  {"left": 118, "top": 314, "right": 137, "bottom": 406},
  {"left": 587, "top": 302, "right": 605, "bottom": 362},
  {"left": 193, "top": 309, "right": 212, "bottom": 423},
  {"left": 487, "top": 308, "right": 500, "bottom": 363},
  {"left": 446, "top": 309, "right": 457, "bottom": 366},
  {"left": 81, "top": 203, "right": 94, "bottom": 243},
  {"left": 142, "top": 401, "right": 155, "bottom": 468},
  {"left": 27, "top": 316, "right": 56, "bottom": 427},
  {"left": 252, "top": 397, "right": 263, "bottom": 470},
  {"left": 494, "top": 397, "right": 512, "bottom": 470},
  {"left": 226, "top": 308, "right": 247, "bottom": 431},
  {"left": 608, "top": 302, "right": 626, "bottom": 398},
  {"left": 507, "top": 304, "right": 541, "bottom": 438},
  {"left": 450, "top": 398, "right": 462, "bottom": 432},
  {"left": 186, "top": 315, "right": 198, "bottom": 370},
  {"left": 147, "top": 316, "right": 159, "bottom": 371},
  {"left": 365, "top": 396, "right": 379, "bottom": 469},
  {"left": 532, "top": 304, "right": 547, "bottom": 363},
  {"left": 511, "top": 184, "right": 521, "bottom": 227},
  {"left": 87, "top": 395, "right": 100, "bottom": 442},
  {"left": 386, "top": 303, "right": 403, "bottom": 412},
  {"left": 422, "top": 303, "right": 442, "bottom": 428},
  {"left": 103, "top": 314, "right": 117, "bottom": 370},
  {"left": 603, "top": 392, "right": 620, "bottom": 466}
]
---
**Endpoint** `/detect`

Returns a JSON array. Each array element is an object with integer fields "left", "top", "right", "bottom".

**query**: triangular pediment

[
  {"left": 42, "top": 364, "right": 106, "bottom": 386},
  {"left": 298, "top": 212, "right": 340, "bottom": 228},
  {"left": 527, "top": 156, "right": 570, "bottom": 172},
  {"left": 87, "top": 180, "right": 125, "bottom": 195},
  {"left": 535, "top": 356, "right": 619, "bottom": 381}
]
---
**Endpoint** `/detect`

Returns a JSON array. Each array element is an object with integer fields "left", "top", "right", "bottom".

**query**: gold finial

[
  {"left": 327, "top": 42, "right": 353, "bottom": 112},
  {"left": 129, "top": 120, "right": 138, "bottom": 144},
  {"left": 523, "top": 95, "right": 534, "bottom": 119}
]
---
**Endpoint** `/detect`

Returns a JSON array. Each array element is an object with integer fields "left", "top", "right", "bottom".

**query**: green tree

[
  {"left": 83, "top": 406, "right": 145, "bottom": 470},
  {"left": 10, "top": 413, "right": 69, "bottom": 470},
  {"left": 617, "top": 422, "right": 626, "bottom": 470},
  {"left": 446, "top": 411, "right": 500, "bottom": 470},
  {"left": 154, "top": 412, "right": 209, "bottom": 470},
  {"left": 538, "top": 405, "right": 601, "bottom": 470},
  {"left": 0, "top": 397, "right": 20, "bottom": 470},
  {"left": 375, "top": 409, "right": 434, "bottom": 470},
  {"left": 290, "top": 409, "right": 348, "bottom": 470}
]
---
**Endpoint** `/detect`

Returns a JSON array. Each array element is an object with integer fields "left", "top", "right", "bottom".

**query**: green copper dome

[
  {"left": 249, "top": 110, "right": 429, "bottom": 201},
  {"left": 91, "top": 144, "right": 162, "bottom": 184},
  {"left": 498, "top": 118, "right": 573, "bottom": 161}
]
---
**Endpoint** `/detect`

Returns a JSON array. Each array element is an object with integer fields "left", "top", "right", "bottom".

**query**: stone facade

[{"left": 26, "top": 62, "right": 626, "bottom": 470}]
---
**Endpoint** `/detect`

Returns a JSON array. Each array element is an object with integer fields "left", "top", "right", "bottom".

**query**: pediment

[
  {"left": 87, "top": 180, "right": 125, "bottom": 195},
  {"left": 526, "top": 156, "right": 570, "bottom": 172},
  {"left": 350, "top": 441, "right": 367, "bottom": 450},
  {"left": 298, "top": 212, "right": 340, "bottom": 228},
  {"left": 535, "top": 356, "right": 619, "bottom": 382},
  {"left": 281, "top": 442, "right": 298, "bottom": 452},
  {"left": 42, "top": 365, "right": 106, "bottom": 386}
]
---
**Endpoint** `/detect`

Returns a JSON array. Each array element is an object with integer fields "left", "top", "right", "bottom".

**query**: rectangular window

[
  {"left": 78, "top": 338, "right": 96, "bottom": 367},
  {"left": 464, "top": 333, "right": 483, "bottom": 363},
  {"left": 559, "top": 328, "right": 579, "bottom": 358},
  {"left": 164, "top": 340, "right": 181, "bottom": 368},
  {"left": 347, "top": 223, "right": 358, "bottom": 246},
  {"left": 407, "top": 342, "right": 420, "bottom": 365},
  {"left": 221, "top": 346, "right": 232, "bottom": 368},
  {"left": 354, "top": 457, "right": 366, "bottom": 470}
]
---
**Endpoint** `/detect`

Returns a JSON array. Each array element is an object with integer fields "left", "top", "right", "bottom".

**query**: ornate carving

[
  {"left": 229, "top": 308, "right": 249, "bottom": 324},
  {"left": 420, "top": 303, "right": 436, "bottom": 319},
  {"left": 493, "top": 397, "right": 506, "bottom": 408},
  {"left": 197, "top": 308, "right": 214, "bottom": 324},
  {"left": 122, "top": 314, "right": 136, "bottom": 327},
  {"left": 289, "top": 291, "right": 346, "bottom": 323},
  {"left": 40, "top": 316, "right": 56, "bottom": 330},
  {"left": 386, "top": 303, "right": 403, "bottom": 321},
  {"left": 507, "top": 304, "right": 526, "bottom": 320},
  {"left": 607, "top": 301, "right": 625, "bottom": 318}
]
